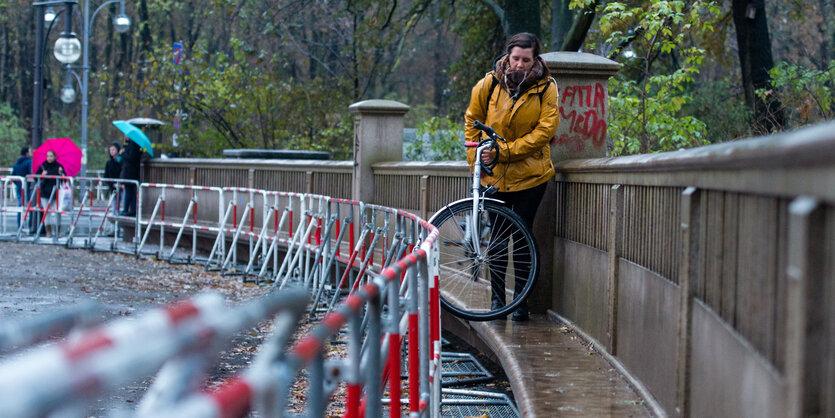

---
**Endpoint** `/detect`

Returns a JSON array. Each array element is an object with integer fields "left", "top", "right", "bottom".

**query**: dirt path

[{"left": 0, "top": 240, "right": 271, "bottom": 414}]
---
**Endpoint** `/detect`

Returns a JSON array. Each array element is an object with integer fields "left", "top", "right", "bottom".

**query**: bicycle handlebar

[{"left": 473, "top": 120, "right": 495, "bottom": 137}]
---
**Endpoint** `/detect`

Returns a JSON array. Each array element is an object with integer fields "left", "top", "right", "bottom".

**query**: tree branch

[
  {"left": 478, "top": 0, "right": 509, "bottom": 36},
  {"left": 561, "top": 0, "right": 600, "bottom": 51}
]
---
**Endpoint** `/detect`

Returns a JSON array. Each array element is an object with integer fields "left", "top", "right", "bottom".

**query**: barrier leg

[
  {"left": 137, "top": 197, "right": 163, "bottom": 256},
  {"left": 220, "top": 202, "right": 253, "bottom": 273},
  {"left": 167, "top": 199, "right": 196, "bottom": 262},
  {"left": 243, "top": 207, "right": 276, "bottom": 279},
  {"left": 206, "top": 200, "right": 235, "bottom": 268}
]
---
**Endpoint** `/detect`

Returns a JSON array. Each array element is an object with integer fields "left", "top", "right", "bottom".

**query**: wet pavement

[{"left": 444, "top": 312, "right": 656, "bottom": 417}]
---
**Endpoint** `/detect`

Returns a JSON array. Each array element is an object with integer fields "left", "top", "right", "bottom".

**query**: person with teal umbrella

[
  {"left": 112, "top": 120, "right": 153, "bottom": 216},
  {"left": 112, "top": 120, "right": 154, "bottom": 157}
]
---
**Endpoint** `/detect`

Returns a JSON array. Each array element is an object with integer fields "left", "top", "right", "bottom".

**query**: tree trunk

[
  {"left": 561, "top": 0, "right": 599, "bottom": 51},
  {"left": 550, "top": 0, "right": 572, "bottom": 51},
  {"left": 505, "top": 0, "right": 541, "bottom": 38},
  {"left": 817, "top": 0, "right": 830, "bottom": 67},
  {"left": 731, "top": 0, "right": 784, "bottom": 132},
  {"left": 137, "top": 0, "right": 153, "bottom": 61}
]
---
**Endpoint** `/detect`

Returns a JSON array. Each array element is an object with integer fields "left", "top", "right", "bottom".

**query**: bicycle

[{"left": 429, "top": 120, "right": 538, "bottom": 321}]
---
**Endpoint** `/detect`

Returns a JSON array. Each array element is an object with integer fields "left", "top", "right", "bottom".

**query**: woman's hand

[{"left": 480, "top": 148, "right": 496, "bottom": 164}]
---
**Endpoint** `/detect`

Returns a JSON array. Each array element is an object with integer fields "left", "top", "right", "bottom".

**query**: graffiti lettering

[{"left": 553, "top": 82, "right": 607, "bottom": 148}]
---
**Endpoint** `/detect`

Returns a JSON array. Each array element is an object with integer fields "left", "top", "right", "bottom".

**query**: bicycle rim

[{"left": 429, "top": 199, "right": 538, "bottom": 321}]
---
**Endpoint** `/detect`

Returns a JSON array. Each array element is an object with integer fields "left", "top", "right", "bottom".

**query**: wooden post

[
  {"left": 676, "top": 186, "right": 701, "bottom": 417},
  {"left": 606, "top": 184, "right": 623, "bottom": 354},
  {"left": 305, "top": 171, "right": 314, "bottom": 195},
  {"left": 420, "top": 175, "right": 429, "bottom": 221},
  {"left": 785, "top": 197, "right": 826, "bottom": 418}
]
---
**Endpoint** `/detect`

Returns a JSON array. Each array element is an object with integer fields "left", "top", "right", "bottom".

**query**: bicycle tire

[{"left": 429, "top": 199, "right": 538, "bottom": 321}]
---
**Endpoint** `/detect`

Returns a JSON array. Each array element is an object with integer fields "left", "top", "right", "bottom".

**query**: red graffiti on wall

[{"left": 551, "top": 82, "right": 607, "bottom": 149}]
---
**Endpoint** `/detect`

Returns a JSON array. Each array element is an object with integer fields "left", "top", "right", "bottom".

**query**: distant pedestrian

[
  {"left": 119, "top": 138, "right": 141, "bottom": 216},
  {"left": 104, "top": 142, "right": 122, "bottom": 214},
  {"left": 11, "top": 147, "right": 32, "bottom": 226}
]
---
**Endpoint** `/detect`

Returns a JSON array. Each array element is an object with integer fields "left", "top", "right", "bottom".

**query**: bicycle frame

[{"left": 467, "top": 141, "right": 493, "bottom": 260}]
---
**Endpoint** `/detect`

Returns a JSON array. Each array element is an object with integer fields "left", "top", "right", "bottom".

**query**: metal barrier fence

[
  {"left": 0, "top": 175, "right": 140, "bottom": 248},
  {"left": 0, "top": 174, "right": 442, "bottom": 418}
]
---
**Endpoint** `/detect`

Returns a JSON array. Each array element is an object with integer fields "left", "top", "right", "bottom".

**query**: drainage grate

[
  {"left": 441, "top": 388, "right": 519, "bottom": 417},
  {"left": 441, "top": 352, "right": 493, "bottom": 386}
]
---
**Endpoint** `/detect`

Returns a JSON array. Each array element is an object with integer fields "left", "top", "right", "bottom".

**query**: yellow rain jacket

[{"left": 464, "top": 72, "right": 559, "bottom": 192}]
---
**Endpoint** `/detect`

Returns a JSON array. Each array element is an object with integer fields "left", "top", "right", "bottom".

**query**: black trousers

[
  {"left": 123, "top": 183, "right": 137, "bottom": 215},
  {"left": 486, "top": 182, "right": 547, "bottom": 307}
]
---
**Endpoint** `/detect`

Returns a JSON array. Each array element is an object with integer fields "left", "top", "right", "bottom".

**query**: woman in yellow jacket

[{"left": 464, "top": 32, "right": 559, "bottom": 321}]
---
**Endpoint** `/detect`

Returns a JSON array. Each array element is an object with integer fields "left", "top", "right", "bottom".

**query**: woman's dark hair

[
  {"left": 20, "top": 146, "right": 29, "bottom": 156},
  {"left": 505, "top": 32, "right": 541, "bottom": 57},
  {"left": 110, "top": 141, "right": 121, "bottom": 151}
]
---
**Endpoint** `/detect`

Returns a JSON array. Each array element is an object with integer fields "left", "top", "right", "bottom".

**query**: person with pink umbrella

[
  {"left": 32, "top": 137, "right": 80, "bottom": 237},
  {"left": 34, "top": 150, "right": 64, "bottom": 237}
]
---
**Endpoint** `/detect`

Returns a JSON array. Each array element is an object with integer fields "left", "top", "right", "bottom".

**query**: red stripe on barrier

[
  {"left": 368, "top": 232, "right": 374, "bottom": 266},
  {"left": 289, "top": 210, "right": 294, "bottom": 236},
  {"left": 335, "top": 219, "right": 341, "bottom": 257},
  {"left": 165, "top": 300, "right": 200, "bottom": 324},
  {"left": 293, "top": 336, "right": 322, "bottom": 363},
  {"left": 322, "top": 312, "right": 345, "bottom": 332},
  {"left": 388, "top": 333, "right": 401, "bottom": 417},
  {"left": 210, "top": 378, "right": 253, "bottom": 418},
  {"left": 361, "top": 283, "right": 379, "bottom": 299},
  {"left": 305, "top": 215, "right": 311, "bottom": 244},
  {"left": 345, "top": 295, "right": 364, "bottom": 312},
  {"left": 382, "top": 234, "right": 387, "bottom": 267},
  {"left": 380, "top": 268, "right": 398, "bottom": 282},
  {"left": 408, "top": 314, "right": 419, "bottom": 413},
  {"left": 315, "top": 218, "right": 322, "bottom": 245},
  {"left": 349, "top": 222, "right": 354, "bottom": 254},
  {"left": 430, "top": 275, "right": 440, "bottom": 358},
  {"left": 62, "top": 331, "right": 114, "bottom": 361},
  {"left": 345, "top": 384, "right": 361, "bottom": 418}
]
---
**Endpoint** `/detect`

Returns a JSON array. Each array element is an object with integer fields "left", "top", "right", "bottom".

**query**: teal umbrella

[{"left": 113, "top": 120, "right": 154, "bottom": 157}]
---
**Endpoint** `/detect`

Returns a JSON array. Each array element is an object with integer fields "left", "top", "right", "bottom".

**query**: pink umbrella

[{"left": 32, "top": 138, "right": 82, "bottom": 177}]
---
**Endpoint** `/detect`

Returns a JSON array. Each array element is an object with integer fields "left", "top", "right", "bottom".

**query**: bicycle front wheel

[{"left": 429, "top": 199, "right": 538, "bottom": 321}]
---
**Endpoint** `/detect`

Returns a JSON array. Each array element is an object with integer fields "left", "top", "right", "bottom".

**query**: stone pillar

[
  {"left": 541, "top": 51, "right": 621, "bottom": 161},
  {"left": 528, "top": 52, "right": 620, "bottom": 315},
  {"left": 349, "top": 100, "right": 410, "bottom": 203}
]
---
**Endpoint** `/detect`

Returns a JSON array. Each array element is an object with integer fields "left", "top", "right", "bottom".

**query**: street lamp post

[
  {"left": 31, "top": 0, "right": 129, "bottom": 177},
  {"left": 31, "top": 0, "right": 78, "bottom": 150},
  {"left": 79, "top": 0, "right": 130, "bottom": 177}
]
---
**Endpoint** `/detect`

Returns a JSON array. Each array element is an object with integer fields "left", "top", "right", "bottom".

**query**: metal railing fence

[{"left": 0, "top": 174, "right": 442, "bottom": 418}]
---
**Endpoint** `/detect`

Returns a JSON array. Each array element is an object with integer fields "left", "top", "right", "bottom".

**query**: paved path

[{"left": 444, "top": 312, "right": 656, "bottom": 417}]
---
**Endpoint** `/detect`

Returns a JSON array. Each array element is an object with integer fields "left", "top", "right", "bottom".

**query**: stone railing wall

[{"left": 551, "top": 121, "right": 835, "bottom": 417}]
